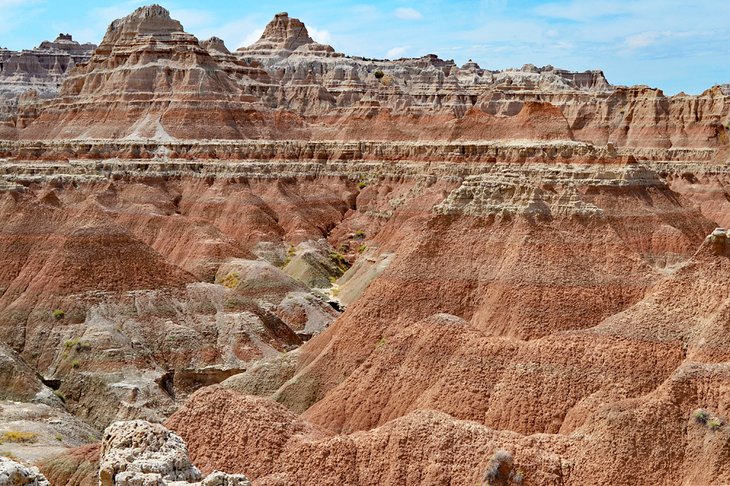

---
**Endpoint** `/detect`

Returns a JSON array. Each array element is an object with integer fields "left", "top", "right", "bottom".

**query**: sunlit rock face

[{"left": 2, "top": 5, "right": 730, "bottom": 486}]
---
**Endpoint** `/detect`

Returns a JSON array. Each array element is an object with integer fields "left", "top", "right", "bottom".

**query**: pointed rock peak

[
  {"left": 201, "top": 36, "right": 230, "bottom": 55},
  {"left": 257, "top": 11, "right": 315, "bottom": 50},
  {"left": 105, "top": 4, "right": 184, "bottom": 42}
]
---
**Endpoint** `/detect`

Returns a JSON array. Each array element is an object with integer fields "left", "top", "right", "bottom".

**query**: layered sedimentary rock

[
  {"left": 0, "top": 34, "right": 96, "bottom": 138},
  {"left": 1, "top": 4, "right": 730, "bottom": 486},
  {"left": 20, "top": 6, "right": 288, "bottom": 141},
  {"left": 2, "top": 7, "right": 727, "bottom": 150}
]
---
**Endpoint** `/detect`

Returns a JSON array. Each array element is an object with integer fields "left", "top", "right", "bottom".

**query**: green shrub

[
  {"left": 708, "top": 417, "right": 723, "bottom": 430},
  {"left": 358, "top": 245, "right": 367, "bottom": 253},
  {"left": 53, "top": 390, "right": 65, "bottom": 402},
  {"left": 693, "top": 409, "right": 710, "bottom": 425},
  {"left": 353, "top": 230, "right": 366, "bottom": 239},
  {"left": 71, "top": 359, "right": 81, "bottom": 369},
  {"left": 52, "top": 309, "right": 65, "bottom": 320},
  {"left": 374, "top": 70, "right": 385, "bottom": 79},
  {"left": 357, "top": 181, "right": 367, "bottom": 189},
  {"left": 64, "top": 338, "right": 91, "bottom": 352},
  {"left": 329, "top": 251, "right": 350, "bottom": 272}
]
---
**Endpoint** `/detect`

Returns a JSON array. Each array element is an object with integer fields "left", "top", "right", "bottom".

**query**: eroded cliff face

[
  {"left": 2, "top": 6, "right": 729, "bottom": 149},
  {"left": 2, "top": 4, "right": 730, "bottom": 486}
]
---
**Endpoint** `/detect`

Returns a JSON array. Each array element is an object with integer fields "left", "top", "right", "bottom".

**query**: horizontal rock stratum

[{"left": 1, "top": 4, "right": 730, "bottom": 486}]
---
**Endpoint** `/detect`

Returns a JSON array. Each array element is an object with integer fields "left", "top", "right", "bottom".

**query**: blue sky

[{"left": 1, "top": 0, "right": 729, "bottom": 95}]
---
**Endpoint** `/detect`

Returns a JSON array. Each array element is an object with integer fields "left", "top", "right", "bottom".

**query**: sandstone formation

[{"left": 0, "top": 4, "right": 730, "bottom": 486}]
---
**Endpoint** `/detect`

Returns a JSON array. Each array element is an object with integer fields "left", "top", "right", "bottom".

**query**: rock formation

[
  {"left": 0, "top": 457, "right": 50, "bottom": 486},
  {"left": 0, "top": 4, "right": 730, "bottom": 486},
  {"left": 98, "top": 420, "right": 250, "bottom": 485},
  {"left": 0, "top": 34, "right": 96, "bottom": 137}
]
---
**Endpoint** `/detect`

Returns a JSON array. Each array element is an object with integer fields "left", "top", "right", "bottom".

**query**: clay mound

[
  {"left": 166, "top": 385, "right": 570, "bottom": 485},
  {"left": 23, "top": 225, "right": 193, "bottom": 297},
  {"left": 39, "top": 444, "right": 100, "bottom": 486},
  {"left": 166, "top": 386, "right": 327, "bottom": 478},
  {"left": 169, "top": 231, "right": 730, "bottom": 485}
]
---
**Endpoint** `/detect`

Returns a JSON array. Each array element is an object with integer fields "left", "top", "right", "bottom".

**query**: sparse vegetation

[
  {"left": 353, "top": 230, "right": 366, "bottom": 239},
  {"left": 374, "top": 70, "right": 385, "bottom": 79},
  {"left": 0, "top": 451, "right": 19, "bottom": 461},
  {"left": 693, "top": 409, "right": 710, "bottom": 425},
  {"left": 329, "top": 251, "right": 350, "bottom": 272},
  {"left": 693, "top": 408, "right": 724, "bottom": 430},
  {"left": 357, "top": 181, "right": 367, "bottom": 189},
  {"left": 64, "top": 338, "right": 91, "bottom": 352},
  {"left": 484, "top": 449, "right": 514, "bottom": 485},
  {"left": 708, "top": 417, "right": 723, "bottom": 430},
  {"left": 71, "top": 359, "right": 81, "bottom": 369},
  {"left": 219, "top": 272, "right": 241, "bottom": 289},
  {"left": 358, "top": 245, "right": 367, "bottom": 253},
  {"left": 55, "top": 434, "right": 63, "bottom": 442},
  {"left": 52, "top": 309, "right": 65, "bottom": 320},
  {"left": 1, "top": 431, "right": 38, "bottom": 444},
  {"left": 281, "top": 244, "right": 296, "bottom": 267},
  {"left": 53, "top": 390, "right": 65, "bottom": 402}
]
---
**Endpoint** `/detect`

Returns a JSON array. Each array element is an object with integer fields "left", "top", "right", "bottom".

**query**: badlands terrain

[{"left": 1, "top": 4, "right": 730, "bottom": 485}]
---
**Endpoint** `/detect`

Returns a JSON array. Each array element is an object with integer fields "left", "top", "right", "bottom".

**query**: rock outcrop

[
  {"left": 98, "top": 420, "right": 250, "bottom": 486},
  {"left": 1, "top": 5, "right": 730, "bottom": 486},
  {"left": 1, "top": 8, "right": 726, "bottom": 149},
  {"left": 0, "top": 457, "right": 50, "bottom": 486}
]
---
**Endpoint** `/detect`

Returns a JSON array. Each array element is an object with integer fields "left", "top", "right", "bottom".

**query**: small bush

[
  {"left": 1, "top": 431, "right": 38, "bottom": 444},
  {"left": 693, "top": 409, "right": 710, "bottom": 425},
  {"left": 55, "top": 434, "right": 63, "bottom": 442},
  {"left": 484, "top": 449, "right": 514, "bottom": 485},
  {"left": 329, "top": 251, "right": 350, "bottom": 272},
  {"left": 374, "top": 70, "right": 385, "bottom": 79},
  {"left": 52, "top": 309, "right": 65, "bottom": 320},
  {"left": 219, "top": 272, "right": 241, "bottom": 289},
  {"left": 64, "top": 338, "right": 91, "bottom": 353},
  {"left": 353, "top": 230, "right": 366, "bottom": 239},
  {"left": 708, "top": 417, "right": 723, "bottom": 430},
  {"left": 358, "top": 245, "right": 367, "bottom": 253},
  {"left": 53, "top": 390, "right": 65, "bottom": 402},
  {"left": 71, "top": 359, "right": 81, "bottom": 369},
  {"left": 357, "top": 181, "right": 367, "bottom": 189}
]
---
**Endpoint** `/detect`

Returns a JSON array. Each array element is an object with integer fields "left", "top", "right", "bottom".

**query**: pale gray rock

[
  {"left": 98, "top": 420, "right": 251, "bottom": 486},
  {"left": 0, "top": 457, "right": 50, "bottom": 486}
]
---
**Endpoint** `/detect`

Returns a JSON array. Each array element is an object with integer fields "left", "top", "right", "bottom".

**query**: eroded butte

[{"left": 1, "top": 4, "right": 730, "bottom": 486}]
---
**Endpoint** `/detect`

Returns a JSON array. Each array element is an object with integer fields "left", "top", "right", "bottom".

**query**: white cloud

[
  {"left": 308, "top": 26, "right": 332, "bottom": 44},
  {"left": 170, "top": 9, "right": 217, "bottom": 32},
  {"left": 625, "top": 32, "right": 659, "bottom": 50},
  {"left": 394, "top": 7, "right": 423, "bottom": 20},
  {"left": 241, "top": 27, "right": 264, "bottom": 47},
  {"left": 196, "top": 18, "right": 262, "bottom": 50},
  {"left": 386, "top": 46, "right": 410, "bottom": 58}
]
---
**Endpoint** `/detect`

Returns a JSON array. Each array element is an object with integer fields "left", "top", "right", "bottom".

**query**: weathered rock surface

[
  {"left": 1, "top": 5, "right": 730, "bottom": 486},
  {"left": 0, "top": 457, "right": 50, "bottom": 486},
  {"left": 98, "top": 420, "right": 250, "bottom": 486},
  {"left": 0, "top": 34, "right": 96, "bottom": 137},
  {"left": 1, "top": 7, "right": 726, "bottom": 150}
]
